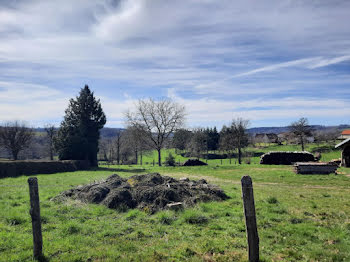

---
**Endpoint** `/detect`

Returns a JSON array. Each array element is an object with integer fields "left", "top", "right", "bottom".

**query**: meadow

[{"left": 1, "top": 144, "right": 350, "bottom": 261}]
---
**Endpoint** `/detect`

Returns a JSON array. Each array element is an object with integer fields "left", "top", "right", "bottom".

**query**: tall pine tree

[{"left": 54, "top": 85, "right": 106, "bottom": 166}]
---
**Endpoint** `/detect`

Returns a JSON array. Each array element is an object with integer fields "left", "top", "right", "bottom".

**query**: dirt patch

[
  {"left": 54, "top": 173, "right": 229, "bottom": 213},
  {"left": 183, "top": 159, "right": 208, "bottom": 166}
]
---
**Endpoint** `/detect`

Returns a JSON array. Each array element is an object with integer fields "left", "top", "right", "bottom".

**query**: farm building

[
  {"left": 338, "top": 130, "right": 350, "bottom": 140},
  {"left": 255, "top": 133, "right": 279, "bottom": 144},
  {"left": 278, "top": 132, "right": 314, "bottom": 144},
  {"left": 335, "top": 138, "right": 350, "bottom": 167}
]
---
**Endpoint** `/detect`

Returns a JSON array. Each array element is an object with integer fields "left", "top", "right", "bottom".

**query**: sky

[{"left": 0, "top": 0, "right": 349, "bottom": 128}]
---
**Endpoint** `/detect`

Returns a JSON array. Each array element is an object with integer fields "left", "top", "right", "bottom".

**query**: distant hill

[
  {"left": 100, "top": 127, "right": 125, "bottom": 138},
  {"left": 247, "top": 125, "right": 350, "bottom": 134}
]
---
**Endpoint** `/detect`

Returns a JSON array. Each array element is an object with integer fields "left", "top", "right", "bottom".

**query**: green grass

[
  {"left": 136, "top": 142, "right": 342, "bottom": 166},
  {"left": 1, "top": 145, "right": 350, "bottom": 261}
]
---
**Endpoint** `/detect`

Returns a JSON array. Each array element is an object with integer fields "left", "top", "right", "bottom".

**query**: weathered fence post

[
  {"left": 241, "top": 176, "right": 259, "bottom": 262},
  {"left": 28, "top": 177, "right": 43, "bottom": 259}
]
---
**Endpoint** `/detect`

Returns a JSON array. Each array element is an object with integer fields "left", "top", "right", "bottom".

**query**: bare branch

[
  {"left": 125, "top": 98, "right": 185, "bottom": 166},
  {"left": 0, "top": 121, "right": 34, "bottom": 160}
]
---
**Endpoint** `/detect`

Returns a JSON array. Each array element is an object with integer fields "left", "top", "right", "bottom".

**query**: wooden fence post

[
  {"left": 28, "top": 177, "right": 43, "bottom": 259},
  {"left": 241, "top": 176, "right": 259, "bottom": 262}
]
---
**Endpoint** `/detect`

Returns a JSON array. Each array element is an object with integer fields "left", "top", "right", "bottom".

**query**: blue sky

[{"left": 0, "top": 0, "right": 349, "bottom": 128}]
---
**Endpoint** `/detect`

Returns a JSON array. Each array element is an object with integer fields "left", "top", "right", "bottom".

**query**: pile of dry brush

[{"left": 55, "top": 173, "right": 229, "bottom": 213}]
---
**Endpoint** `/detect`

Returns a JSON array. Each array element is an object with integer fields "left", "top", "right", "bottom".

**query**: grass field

[
  {"left": 1, "top": 146, "right": 350, "bottom": 261},
  {"left": 138, "top": 142, "right": 341, "bottom": 165}
]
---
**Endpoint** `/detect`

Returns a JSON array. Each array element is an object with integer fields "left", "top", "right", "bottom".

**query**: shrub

[
  {"left": 0, "top": 160, "right": 89, "bottom": 178},
  {"left": 165, "top": 153, "right": 176, "bottom": 166}
]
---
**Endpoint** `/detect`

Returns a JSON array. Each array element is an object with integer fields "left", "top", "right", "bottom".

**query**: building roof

[
  {"left": 341, "top": 130, "right": 350, "bottom": 135},
  {"left": 335, "top": 137, "right": 350, "bottom": 149}
]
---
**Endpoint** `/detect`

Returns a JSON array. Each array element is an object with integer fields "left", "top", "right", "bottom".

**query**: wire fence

[{"left": 0, "top": 182, "right": 349, "bottom": 190}]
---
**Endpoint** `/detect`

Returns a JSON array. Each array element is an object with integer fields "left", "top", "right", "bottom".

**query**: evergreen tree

[
  {"left": 54, "top": 85, "right": 106, "bottom": 166},
  {"left": 206, "top": 127, "right": 220, "bottom": 151}
]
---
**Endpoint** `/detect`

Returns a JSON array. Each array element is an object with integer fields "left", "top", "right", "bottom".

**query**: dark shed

[{"left": 335, "top": 138, "right": 350, "bottom": 167}]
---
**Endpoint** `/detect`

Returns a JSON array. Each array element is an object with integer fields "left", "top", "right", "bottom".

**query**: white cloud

[
  {"left": 0, "top": 0, "right": 349, "bottom": 127},
  {"left": 0, "top": 82, "right": 61, "bottom": 101},
  {"left": 232, "top": 58, "right": 319, "bottom": 78},
  {"left": 308, "top": 55, "right": 350, "bottom": 69}
]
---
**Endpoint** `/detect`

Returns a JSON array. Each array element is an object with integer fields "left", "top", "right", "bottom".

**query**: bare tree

[
  {"left": 289, "top": 117, "right": 313, "bottom": 151},
  {"left": 44, "top": 124, "right": 56, "bottom": 160},
  {"left": 127, "top": 126, "right": 150, "bottom": 165},
  {"left": 219, "top": 125, "right": 236, "bottom": 155},
  {"left": 114, "top": 130, "right": 124, "bottom": 165},
  {"left": 123, "top": 126, "right": 142, "bottom": 164},
  {"left": 221, "top": 118, "right": 249, "bottom": 164},
  {"left": 98, "top": 138, "right": 109, "bottom": 162},
  {"left": 126, "top": 98, "right": 186, "bottom": 166},
  {"left": 0, "top": 121, "right": 34, "bottom": 160},
  {"left": 172, "top": 128, "right": 192, "bottom": 154},
  {"left": 187, "top": 128, "right": 206, "bottom": 159}
]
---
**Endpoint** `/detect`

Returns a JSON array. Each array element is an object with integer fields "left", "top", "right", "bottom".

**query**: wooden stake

[
  {"left": 28, "top": 177, "right": 43, "bottom": 259},
  {"left": 241, "top": 176, "right": 259, "bottom": 262}
]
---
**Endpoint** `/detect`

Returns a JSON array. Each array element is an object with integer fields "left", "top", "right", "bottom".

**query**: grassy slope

[{"left": 1, "top": 147, "right": 350, "bottom": 261}]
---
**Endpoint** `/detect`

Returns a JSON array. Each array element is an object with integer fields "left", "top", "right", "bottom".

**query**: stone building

[
  {"left": 255, "top": 133, "right": 279, "bottom": 144},
  {"left": 338, "top": 130, "right": 350, "bottom": 140}
]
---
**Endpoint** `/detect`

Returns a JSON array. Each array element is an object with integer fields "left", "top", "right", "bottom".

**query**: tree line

[{"left": 0, "top": 85, "right": 343, "bottom": 165}]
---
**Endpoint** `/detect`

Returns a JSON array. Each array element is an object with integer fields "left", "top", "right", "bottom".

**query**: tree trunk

[
  {"left": 300, "top": 136, "right": 305, "bottom": 151},
  {"left": 238, "top": 147, "right": 242, "bottom": 164},
  {"left": 135, "top": 150, "right": 138, "bottom": 165},
  {"left": 49, "top": 141, "right": 54, "bottom": 160},
  {"left": 12, "top": 150, "right": 18, "bottom": 160},
  {"left": 117, "top": 145, "right": 120, "bottom": 165},
  {"left": 50, "top": 148, "right": 53, "bottom": 161},
  {"left": 90, "top": 154, "right": 98, "bottom": 167},
  {"left": 158, "top": 149, "right": 162, "bottom": 166},
  {"left": 140, "top": 151, "right": 143, "bottom": 165}
]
